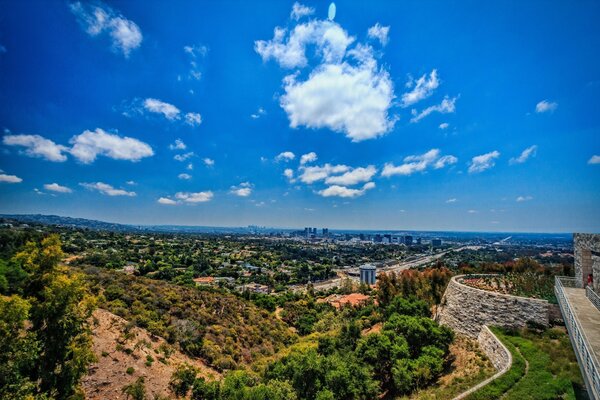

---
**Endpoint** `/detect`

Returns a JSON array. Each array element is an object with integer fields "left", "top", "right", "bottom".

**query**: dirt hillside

[{"left": 82, "top": 308, "right": 219, "bottom": 399}]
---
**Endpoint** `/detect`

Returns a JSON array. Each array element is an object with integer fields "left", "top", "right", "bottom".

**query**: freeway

[{"left": 291, "top": 246, "right": 466, "bottom": 292}]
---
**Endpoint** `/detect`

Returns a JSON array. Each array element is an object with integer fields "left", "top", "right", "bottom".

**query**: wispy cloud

[
  {"left": 250, "top": 107, "right": 266, "bottom": 119},
  {"left": 516, "top": 195, "right": 533, "bottom": 202},
  {"left": 381, "top": 149, "right": 457, "bottom": 177},
  {"left": 468, "top": 151, "right": 500, "bottom": 173},
  {"left": 535, "top": 100, "right": 558, "bottom": 113},
  {"left": 175, "top": 191, "right": 213, "bottom": 203},
  {"left": 410, "top": 95, "right": 457, "bottom": 123},
  {"left": 367, "top": 23, "right": 390, "bottom": 46},
  {"left": 169, "top": 139, "right": 186, "bottom": 150},
  {"left": 446, "top": 198, "right": 457, "bottom": 203},
  {"left": 70, "top": 2, "right": 142, "bottom": 57},
  {"left": 0, "top": 173, "right": 22, "bottom": 183},
  {"left": 3, "top": 134, "right": 68, "bottom": 162},
  {"left": 144, "top": 98, "right": 181, "bottom": 120},
  {"left": 509, "top": 145, "right": 537, "bottom": 165},
  {"left": 401, "top": 70, "right": 439, "bottom": 107},
  {"left": 290, "top": 2, "right": 314, "bottom": 20},
  {"left": 80, "top": 182, "right": 136, "bottom": 196},
  {"left": 178, "top": 173, "right": 192, "bottom": 180},
  {"left": 588, "top": 155, "right": 600, "bottom": 165}
]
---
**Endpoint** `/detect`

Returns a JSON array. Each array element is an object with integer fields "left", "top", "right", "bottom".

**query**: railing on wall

[
  {"left": 555, "top": 276, "right": 600, "bottom": 400},
  {"left": 587, "top": 286, "right": 600, "bottom": 312}
]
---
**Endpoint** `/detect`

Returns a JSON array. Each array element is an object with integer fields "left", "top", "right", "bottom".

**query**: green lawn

[{"left": 465, "top": 326, "right": 584, "bottom": 400}]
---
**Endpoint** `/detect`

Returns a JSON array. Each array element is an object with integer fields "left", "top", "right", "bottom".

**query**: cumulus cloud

[
  {"left": 158, "top": 197, "right": 177, "bottom": 205},
  {"left": 256, "top": 15, "right": 395, "bottom": 142},
  {"left": 178, "top": 173, "right": 192, "bottom": 180},
  {"left": 3, "top": 134, "right": 68, "bottom": 162},
  {"left": 185, "top": 112, "right": 202, "bottom": 126},
  {"left": 509, "top": 145, "right": 537, "bottom": 165},
  {"left": 381, "top": 149, "right": 457, "bottom": 177},
  {"left": 143, "top": 98, "right": 181, "bottom": 120},
  {"left": 318, "top": 182, "right": 375, "bottom": 198},
  {"left": 203, "top": 158, "right": 214, "bottom": 166},
  {"left": 175, "top": 191, "right": 213, "bottom": 203},
  {"left": 283, "top": 168, "right": 294, "bottom": 180},
  {"left": 230, "top": 182, "right": 253, "bottom": 197},
  {"left": 300, "top": 152, "right": 317, "bottom": 165},
  {"left": 80, "top": 182, "right": 136, "bottom": 196},
  {"left": 44, "top": 183, "right": 72, "bottom": 193},
  {"left": 0, "top": 173, "right": 22, "bottom": 183},
  {"left": 169, "top": 139, "right": 186, "bottom": 150},
  {"left": 468, "top": 150, "right": 500, "bottom": 173},
  {"left": 516, "top": 195, "right": 533, "bottom": 202},
  {"left": 535, "top": 100, "right": 558, "bottom": 113},
  {"left": 174, "top": 152, "right": 194, "bottom": 162},
  {"left": 325, "top": 165, "right": 377, "bottom": 185},
  {"left": 281, "top": 54, "right": 395, "bottom": 142},
  {"left": 439, "top": 122, "right": 449, "bottom": 130},
  {"left": 401, "top": 70, "right": 439, "bottom": 107},
  {"left": 298, "top": 163, "right": 349, "bottom": 184},
  {"left": 290, "top": 2, "right": 314, "bottom": 20},
  {"left": 69, "top": 128, "right": 153, "bottom": 163},
  {"left": 275, "top": 151, "right": 296, "bottom": 162},
  {"left": 70, "top": 2, "right": 142, "bottom": 57},
  {"left": 410, "top": 95, "right": 457, "bottom": 123},
  {"left": 367, "top": 23, "right": 390, "bottom": 46}
]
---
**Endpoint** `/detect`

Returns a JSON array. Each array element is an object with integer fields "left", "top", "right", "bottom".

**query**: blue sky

[{"left": 0, "top": 0, "right": 599, "bottom": 232}]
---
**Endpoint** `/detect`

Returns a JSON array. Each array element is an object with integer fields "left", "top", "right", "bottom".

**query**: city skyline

[{"left": 0, "top": 0, "right": 599, "bottom": 232}]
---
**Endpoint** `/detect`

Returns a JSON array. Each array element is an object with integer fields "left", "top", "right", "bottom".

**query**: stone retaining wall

[{"left": 436, "top": 275, "right": 549, "bottom": 338}]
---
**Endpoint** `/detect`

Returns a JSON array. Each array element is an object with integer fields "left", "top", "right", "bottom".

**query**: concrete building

[
  {"left": 432, "top": 239, "right": 442, "bottom": 247},
  {"left": 404, "top": 235, "right": 413, "bottom": 245},
  {"left": 359, "top": 263, "right": 377, "bottom": 285},
  {"left": 574, "top": 233, "right": 600, "bottom": 291}
]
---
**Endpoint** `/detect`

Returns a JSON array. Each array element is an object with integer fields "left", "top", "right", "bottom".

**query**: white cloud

[
  {"left": 203, "top": 158, "right": 214, "bottom": 166},
  {"left": 250, "top": 107, "right": 266, "bottom": 119},
  {"left": 169, "top": 139, "right": 186, "bottom": 150},
  {"left": 290, "top": 2, "right": 314, "bottom": 20},
  {"left": 175, "top": 191, "right": 213, "bottom": 203},
  {"left": 401, "top": 70, "right": 439, "bottom": 107},
  {"left": 509, "top": 145, "right": 537, "bottom": 165},
  {"left": 325, "top": 165, "right": 377, "bottom": 186},
  {"left": 80, "top": 182, "right": 136, "bottom": 196},
  {"left": 410, "top": 95, "right": 457, "bottom": 123},
  {"left": 0, "top": 174, "right": 22, "bottom": 183},
  {"left": 69, "top": 128, "right": 153, "bottom": 163},
  {"left": 298, "top": 163, "right": 349, "bottom": 184},
  {"left": 185, "top": 112, "right": 202, "bottom": 126},
  {"left": 318, "top": 182, "right": 375, "bottom": 198},
  {"left": 467, "top": 209, "right": 478, "bottom": 214},
  {"left": 230, "top": 182, "right": 253, "bottom": 197},
  {"left": 535, "top": 100, "right": 558, "bottom": 113},
  {"left": 281, "top": 55, "right": 395, "bottom": 142},
  {"left": 446, "top": 198, "right": 457, "bottom": 203},
  {"left": 174, "top": 152, "right": 194, "bottom": 162},
  {"left": 126, "top": 181, "right": 136, "bottom": 185},
  {"left": 255, "top": 20, "right": 354, "bottom": 69},
  {"left": 439, "top": 122, "right": 449, "bottom": 130},
  {"left": 367, "top": 23, "right": 390, "bottom": 46},
  {"left": 381, "top": 149, "right": 456, "bottom": 177},
  {"left": 183, "top": 44, "right": 207, "bottom": 80},
  {"left": 256, "top": 17, "right": 395, "bottom": 142},
  {"left": 275, "top": 151, "right": 296, "bottom": 162},
  {"left": 468, "top": 150, "right": 500, "bottom": 173},
  {"left": 178, "top": 173, "right": 192, "bottom": 180},
  {"left": 587, "top": 155, "right": 600, "bottom": 165},
  {"left": 187, "top": 163, "right": 194, "bottom": 170},
  {"left": 516, "top": 195, "right": 533, "bottom": 202},
  {"left": 44, "top": 183, "right": 72, "bottom": 193},
  {"left": 3, "top": 134, "right": 68, "bottom": 162},
  {"left": 283, "top": 168, "right": 294, "bottom": 180},
  {"left": 158, "top": 197, "right": 177, "bottom": 205},
  {"left": 143, "top": 98, "right": 181, "bottom": 120},
  {"left": 300, "top": 151, "right": 317, "bottom": 165},
  {"left": 70, "top": 2, "right": 142, "bottom": 57},
  {"left": 433, "top": 155, "right": 458, "bottom": 169}
]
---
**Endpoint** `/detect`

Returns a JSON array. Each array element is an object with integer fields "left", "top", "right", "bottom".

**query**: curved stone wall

[{"left": 436, "top": 275, "right": 549, "bottom": 338}]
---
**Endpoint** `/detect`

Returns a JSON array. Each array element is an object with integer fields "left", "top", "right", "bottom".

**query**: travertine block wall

[
  {"left": 436, "top": 275, "right": 549, "bottom": 338},
  {"left": 574, "top": 233, "right": 600, "bottom": 288},
  {"left": 477, "top": 326, "right": 511, "bottom": 371}
]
